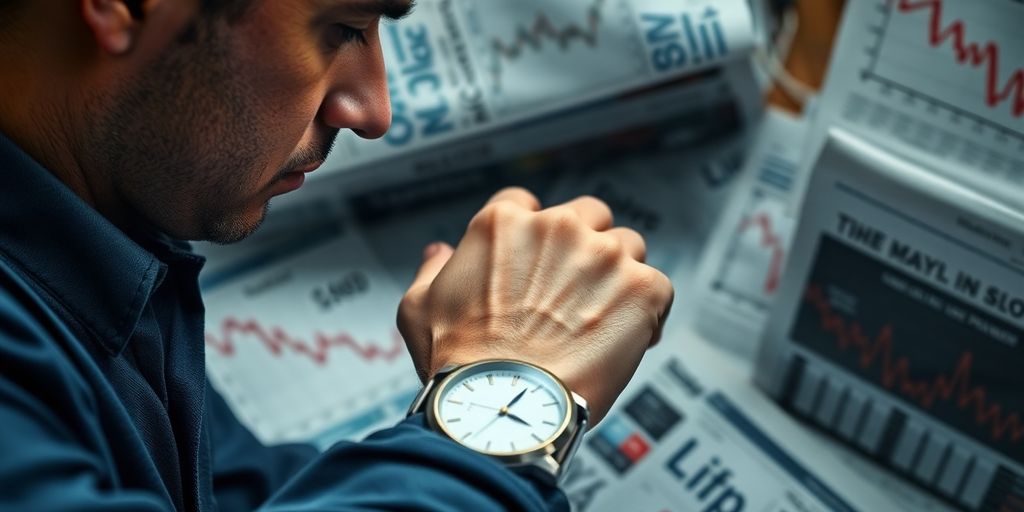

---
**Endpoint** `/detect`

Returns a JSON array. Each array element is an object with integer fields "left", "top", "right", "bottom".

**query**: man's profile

[{"left": 0, "top": 0, "right": 673, "bottom": 509}]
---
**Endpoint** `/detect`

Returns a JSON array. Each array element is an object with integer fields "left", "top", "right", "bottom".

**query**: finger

[
  {"left": 606, "top": 227, "right": 646, "bottom": 262},
  {"left": 648, "top": 290, "right": 674, "bottom": 348},
  {"left": 558, "top": 195, "right": 613, "bottom": 231},
  {"left": 485, "top": 186, "right": 541, "bottom": 211},
  {"left": 646, "top": 270, "right": 674, "bottom": 348},
  {"left": 407, "top": 242, "right": 455, "bottom": 293}
]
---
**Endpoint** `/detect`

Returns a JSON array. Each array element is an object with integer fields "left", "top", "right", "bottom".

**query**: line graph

[
  {"left": 485, "top": 0, "right": 610, "bottom": 93},
  {"left": 200, "top": 224, "right": 419, "bottom": 443},
  {"left": 804, "top": 284, "right": 1023, "bottom": 444},
  {"left": 463, "top": 0, "right": 645, "bottom": 116},
  {"left": 737, "top": 213, "right": 786, "bottom": 294},
  {"left": 895, "top": 0, "right": 1024, "bottom": 118},
  {"left": 712, "top": 192, "right": 794, "bottom": 310},
  {"left": 864, "top": 0, "right": 1024, "bottom": 139},
  {"left": 790, "top": 236, "right": 1024, "bottom": 462},
  {"left": 205, "top": 317, "right": 406, "bottom": 366},
  {"left": 490, "top": 0, "right": 606, "bottom": 62}
]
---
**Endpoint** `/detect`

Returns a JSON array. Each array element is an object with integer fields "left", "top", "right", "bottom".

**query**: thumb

[{"left": 408, "top": 242, "right": 454, "bottom": 293}]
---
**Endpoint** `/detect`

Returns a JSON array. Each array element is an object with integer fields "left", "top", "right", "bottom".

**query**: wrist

[{"left": 408, "top": 359, "right": 589, "bottom": 485}]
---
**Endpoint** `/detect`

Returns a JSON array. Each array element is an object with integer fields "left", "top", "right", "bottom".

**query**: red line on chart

[
  {"left": 897, "top": 0, "right": 1024, "bottom": 117},
  {"left": 738, "top": 212, "right": 786, "bottom": 294},
  {"left": 805, "top": 285, "right": 1024, "bottom": 443},
  {"left": 205, "top": 317, "right": 405, "bottom": 366}
]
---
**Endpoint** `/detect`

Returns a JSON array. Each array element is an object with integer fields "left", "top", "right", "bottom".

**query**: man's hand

[{"left": 397, "top": 187, "right": 673, "bottom": 424}]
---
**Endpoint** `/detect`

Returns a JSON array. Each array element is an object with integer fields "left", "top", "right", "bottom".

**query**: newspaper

[
  {"left": 756, "top": 128, "right": 1024, "bottom": 512},
  {"left": 563, "top": 330, "right": 906, "bottom": 512},
  {"left": 320, "top": 0, "right": 757, "bottom": 178},
  {"left": 201, "top": 211, "right": 420, "bottom": 446},
  {"left": 685, "top": 108, "right": 808, "bottom": 357},
  {"left": 798, "top": 0, "right": 1024, "bottom": 208}
]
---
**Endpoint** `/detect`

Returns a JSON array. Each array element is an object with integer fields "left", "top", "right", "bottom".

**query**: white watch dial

[{"left": 434, "top": 362, "right": 570, "bottom": 455}]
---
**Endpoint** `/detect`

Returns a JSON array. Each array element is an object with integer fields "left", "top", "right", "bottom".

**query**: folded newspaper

[
  {"left": 320, "top": 0, "right": 757, "bottom": 177},
  {"left": 752, "top": 1, "right": 1024, "bottom": 510},
  {"left": 757, "top": 128, "right": 1024, "bottom": 512}
]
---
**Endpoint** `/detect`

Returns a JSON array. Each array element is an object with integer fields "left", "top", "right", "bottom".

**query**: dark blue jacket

[{"left": 0, "top": 133, "right": 567, "bottom": 511}]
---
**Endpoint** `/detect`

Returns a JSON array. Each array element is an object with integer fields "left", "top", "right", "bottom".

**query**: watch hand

[
  {"left": 505, "top": 388, "right": 528, "bottom": 409},
  {"left": 506, "top": 413, "right": 532, "bottom": 427},
  {"left": 471, "top": 413, "right": 503, "bottom": 439},
  {"left": 468, "top": 402, "right": 500, "bottom": 411}
]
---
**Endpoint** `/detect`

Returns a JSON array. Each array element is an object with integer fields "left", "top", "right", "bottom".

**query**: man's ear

[{"left": 81, "top": 0, "right": 139, "bottom": 55}]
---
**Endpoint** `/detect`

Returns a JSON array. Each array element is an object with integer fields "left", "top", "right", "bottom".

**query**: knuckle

[
  {"left": 469, "top": 201, "right": 516, "bottom": 231},
  {"left": 590, "top": 234, "right": 624, "bottom": 263},
  {"left": 538, "top": 208, "right": 580, "bottom": 234},
  {"left": 578, "top": 194, "right": 610, "bottom": 210},
  {"left": 398, "top": 286, "right": 425, "bottom": 314},
  {"left": 499, "top": 186, "right": 539, "bottom": 204},
  {"left": 629, "top": 266, "right": 673, "bottom": 303},
  {"left": 620, "top": 227, "right": 647, "bottom": 250}
]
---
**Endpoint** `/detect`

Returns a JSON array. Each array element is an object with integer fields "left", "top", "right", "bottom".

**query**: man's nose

[{"left": 320, "top": 48, "right": 392, "bottom": 140}]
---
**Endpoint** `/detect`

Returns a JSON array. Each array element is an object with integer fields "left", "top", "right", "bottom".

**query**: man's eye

[{"left": 327, "top": 24, "right": 368, "bottom": 48}]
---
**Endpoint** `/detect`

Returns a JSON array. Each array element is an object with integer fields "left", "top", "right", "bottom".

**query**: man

[{"left": 0, "top": 0, "right": 673, "bottom": 510}]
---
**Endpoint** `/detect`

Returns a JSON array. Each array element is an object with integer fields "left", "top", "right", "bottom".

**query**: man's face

[{"left": 87, "top": 0, "right": 410, "bottom": 243}]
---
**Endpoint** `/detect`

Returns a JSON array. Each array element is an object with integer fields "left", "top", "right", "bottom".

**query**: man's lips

[
  {"left": 292, "top": 160, "right": 324, "bottom": 174},
  {"left": 268, "top": 160, "right": 324, "bottom": 196}
]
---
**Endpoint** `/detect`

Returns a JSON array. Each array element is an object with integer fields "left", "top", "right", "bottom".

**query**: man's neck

[{"left": 0, "top": 55, "right": 104, "bottom": 214}]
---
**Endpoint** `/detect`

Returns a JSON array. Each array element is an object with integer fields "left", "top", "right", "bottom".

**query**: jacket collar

[{"left": 0, "top": 132, "right": 202, "bottom": 355}]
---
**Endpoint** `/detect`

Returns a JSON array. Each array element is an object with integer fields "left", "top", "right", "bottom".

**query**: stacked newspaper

[
  {"left": 317, "top": 0, "right": 758, "bottom": 181},
  {"left": 744, "top": 1, "right": 1024, "bottom": 511}
]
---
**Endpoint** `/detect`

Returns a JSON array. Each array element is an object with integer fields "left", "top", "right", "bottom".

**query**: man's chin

[{"left": 204, "top": 203, "right": 269, "bottom": 245}]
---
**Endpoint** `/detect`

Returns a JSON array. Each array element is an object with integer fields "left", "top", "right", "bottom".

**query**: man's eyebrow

[{"left": 343, "top": 0, "right": 416, "bottom": 20}]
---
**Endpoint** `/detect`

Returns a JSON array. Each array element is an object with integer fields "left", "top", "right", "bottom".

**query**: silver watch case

[{"left": 407, "top": 359, "right": 590, "bottom": 484}]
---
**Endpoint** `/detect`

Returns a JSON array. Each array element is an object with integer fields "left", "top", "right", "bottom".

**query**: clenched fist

[{"left": 397, "top": 187, "right": 674, "bottom": 424}]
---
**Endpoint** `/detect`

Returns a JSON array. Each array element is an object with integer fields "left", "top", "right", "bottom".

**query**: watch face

[{"left": 433, "top": 361, "right": 571, "bottom": 455}]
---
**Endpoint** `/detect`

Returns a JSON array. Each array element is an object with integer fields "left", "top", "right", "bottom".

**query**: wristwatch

[{"left": 407, "top": 359, "right": 590, "bottom": 484}]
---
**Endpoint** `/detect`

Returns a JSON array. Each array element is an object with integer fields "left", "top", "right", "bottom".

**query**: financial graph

[
  {"left": 712, "top": 191, "right": 795, "bottom": 311},
  {"left": 865, "top": 0, "right": 1024, "bottom": 138},
  {"left": 205, "top": 318, "right": 406, "bottom": 366},
  {"left": 803, "top": 284, "right": 1023, "bottom": 445},
  {"left": 203, "top": 226, "right": 419, "bottom": 444},
  {"left": 791, "top": 236, "right": 1024, "bottom": 462},
  {"left": 490, "top": 0, "right": 605, "bottom": 62},
  {"left": 461, "top": 0, "right": 646, "bottom": 116}
]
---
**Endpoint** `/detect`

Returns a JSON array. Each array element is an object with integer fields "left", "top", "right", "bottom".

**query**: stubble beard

[{"left": 87, "top": 19, "right": 273, "bottom": 244}]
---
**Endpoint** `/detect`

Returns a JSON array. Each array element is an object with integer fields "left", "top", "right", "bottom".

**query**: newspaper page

[
  {"left": 201, "top": 211, "right": 420, "bottom": 447},
  {"left": 798, "top": 0, "right": 1024, "bottom": 207},
  {"left": 755, "top": 128, "right": 1024, "bottom": 512},
  {"left": 313, "top": 61, "right": 759, "bottom": 194},
  {"left": 320, "top": 0, "right": 757, "bottom": 177},
  {"left": 562, "top": 331, "right": 905, "bottom": 512},
  {"left": 685, "top": 108, "right": 808, "bottom": 357}
]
